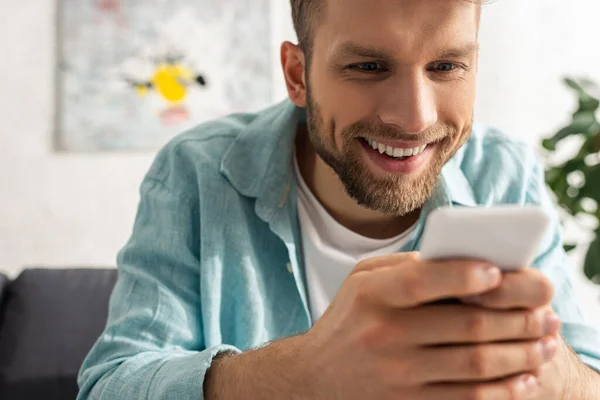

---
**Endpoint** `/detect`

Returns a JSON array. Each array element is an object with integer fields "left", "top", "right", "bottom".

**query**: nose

[{"left": 377, "top": 71, "right": 438, "bottom": 135}]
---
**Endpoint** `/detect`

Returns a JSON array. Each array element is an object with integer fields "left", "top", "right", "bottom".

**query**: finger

[
  {"left": 351, "top": 252, "right": 420, "bottom": 274},
  {"left": 395, "top": 306, "right": 561, "bottom": 345},
  {"left": 461, "top": 268, "right": 554, "bottom": 310},
  {"left": 408, "top": 337, "right": 558, "bottom": 384},
  {"left": 416, "top": 373, "right": 538, "bottom": 400},
  {"left": 363, "top": 259, "right": 502, "bottom": 308}
]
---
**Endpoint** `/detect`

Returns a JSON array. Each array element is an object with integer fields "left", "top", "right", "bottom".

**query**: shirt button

[{"left": 286, "top": 263, "right": 293, "bottom": 274}]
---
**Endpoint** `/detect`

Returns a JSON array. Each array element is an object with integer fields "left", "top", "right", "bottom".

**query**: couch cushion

[
  {"left": 0, "top": 273, "right": 8, "bottom": 304},
  {"left": 0, "top": 268, "right": 117, "bottom": 400}
]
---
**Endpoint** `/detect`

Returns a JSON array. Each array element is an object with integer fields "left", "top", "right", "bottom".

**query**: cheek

[
  {"left": 437, "top": 82, "right": 475, "bottom": 132},
  {"left": 437, "top": 81, "right": 476, "bottom": 118},
  {"left": 311, "top": 76, "right": 371, "bottom": 149}
]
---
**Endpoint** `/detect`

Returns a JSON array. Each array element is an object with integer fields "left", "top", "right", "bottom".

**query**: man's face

[{"left": 304, "top": 0, "right": 478, "bottom": 216}]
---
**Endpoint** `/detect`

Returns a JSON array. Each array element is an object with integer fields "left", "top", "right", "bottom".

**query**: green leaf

[
  {"left": 564, "top": 159, "right": 587, "bottom": 174},
  {"left": 565, "top": 77, "right": 586, "bottom": 94},
  {"left": 564, "top": 244, "right": 577, "bottom": 252},
  {"left": 542, "top": 138, "right": 556, "bottom": 151},
  {"left": 544, "top": 112, "right": 596, "bottom": 148},
  {"left": 583, "top": 233, "right": 600, "bottom": 284},
  {"left": 545, "top": 167, "right": 563, "bottom": 184},
  {"left": 565, "top": 77, "right": 600, "bottom": 104},
  {"left": 578, "top": 95, "right": 600, "bottom": 113},
  {"left": 579, "top": 164, "right": 600, "bottom": 200},
  {"left": 582, "top": 133, "right": 600, "bottom": 153}
]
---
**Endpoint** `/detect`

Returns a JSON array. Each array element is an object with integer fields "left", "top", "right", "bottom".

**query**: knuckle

[
  {"left": 357, "top": 318, "right": 387, "bottom": 351},
  {"left": 465, "top": 311, "right": 488, "bottom": 340},
  {"left": 351, "top": 275, "right": 373, "bottom": 306},
  {"left": 402, "top": 269, "right": 426, "bottom": 302},
  {"left": 467, "top": 347, "right": 490, "bottom": 377},
  {"left": 394, "top": 358, "right": 416, "bottom": 385},
  {"left": 353, "top": 259, "right": 368, "bottom": 272},
  {"left": 378, "top": 359, "right": 413, "bottom": 388},
  {"left": 354, "top": 258, "right": 376, "bottom": 273}
]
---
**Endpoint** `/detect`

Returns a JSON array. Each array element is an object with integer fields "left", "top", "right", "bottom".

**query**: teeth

[{"left": 364, "top": 138, "right": 428, "bottom": 159}]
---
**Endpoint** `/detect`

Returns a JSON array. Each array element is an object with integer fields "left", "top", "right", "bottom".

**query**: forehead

[{"left": 317, "top": 0, "right": 478, "bottom": 56}]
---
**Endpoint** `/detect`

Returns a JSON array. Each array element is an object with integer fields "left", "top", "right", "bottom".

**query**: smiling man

[{"left": 77, "top": 1, "right": 600, "bottom": 399}]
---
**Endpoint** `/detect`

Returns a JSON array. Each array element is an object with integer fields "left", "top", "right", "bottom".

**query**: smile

[{"left": 361, "top": 138, "right": 428, "bottom": 159}]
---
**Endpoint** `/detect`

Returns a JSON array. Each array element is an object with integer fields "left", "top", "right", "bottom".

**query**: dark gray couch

[{"left": 0, "top": 268, "right": 117, "bottom": 400}]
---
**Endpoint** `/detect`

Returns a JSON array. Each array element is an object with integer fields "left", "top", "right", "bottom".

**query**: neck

[{"left": 295, "top": 125, "right": 420, "bottom": 240}]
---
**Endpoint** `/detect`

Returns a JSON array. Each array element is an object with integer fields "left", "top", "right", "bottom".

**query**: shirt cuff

[{"left": 147, "top": 345, "right": 242, "bottom": 400}]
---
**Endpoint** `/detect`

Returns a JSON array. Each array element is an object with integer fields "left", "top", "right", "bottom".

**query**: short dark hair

[{"left": 291, "top": 0, "right": 486, "bottom": 55}]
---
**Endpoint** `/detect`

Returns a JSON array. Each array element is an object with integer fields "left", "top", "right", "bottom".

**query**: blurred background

[{"left": 0, "top": 0, "right": 599, "bottom": 325}]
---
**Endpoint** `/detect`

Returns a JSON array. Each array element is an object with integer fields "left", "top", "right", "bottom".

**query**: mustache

[{"left": 342, "top": 120, "right": 453, "bottom": 144}]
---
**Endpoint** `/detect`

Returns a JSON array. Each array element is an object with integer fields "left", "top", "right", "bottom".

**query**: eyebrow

[
  {"left": 332, "top": 42, "right": 391, "bottom": 60},
  {"left": 332, "top": 41, "right": 479, "bottom": 61},
  {"left": 435, "top": 43, "right": 480, "bottom": 60}
]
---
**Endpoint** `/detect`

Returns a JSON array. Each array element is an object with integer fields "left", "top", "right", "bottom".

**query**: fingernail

[
  {"left": 481, "top": 267, "right": 501, "bottom": 286},
  {"left": 521, "top": 375, "right": 538, "bottom": 394},
  {"left": 544, "top": 312, "right": 561, "bottom": 335},
  {"left": 540, "top": 337, "right": 558, "bottom": 362}
]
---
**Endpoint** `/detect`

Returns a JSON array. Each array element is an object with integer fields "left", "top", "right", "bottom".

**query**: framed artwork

[{"left": 56, "top": 0, "right": 272, "bottom": 151}]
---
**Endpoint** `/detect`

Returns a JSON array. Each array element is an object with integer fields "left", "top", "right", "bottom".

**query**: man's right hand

[{"left": 298, "top": 252, "right": 561, "bottom": 400}]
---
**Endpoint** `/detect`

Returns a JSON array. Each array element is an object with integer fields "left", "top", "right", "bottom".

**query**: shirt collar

[
  {"left": 438, "top": 152, "right": 477, "bottom": 207},
  {"left": 220, "top": 99, "right": 300, "bottom": 222}
]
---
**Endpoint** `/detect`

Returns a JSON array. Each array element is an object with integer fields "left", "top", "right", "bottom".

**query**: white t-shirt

[{"left": 294, "top": 156, "right": 416, "bottom": 321}]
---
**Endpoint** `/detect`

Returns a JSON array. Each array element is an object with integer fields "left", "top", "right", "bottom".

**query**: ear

[{"left": 281, "top": 41, "right": 307, "bottom": 107}]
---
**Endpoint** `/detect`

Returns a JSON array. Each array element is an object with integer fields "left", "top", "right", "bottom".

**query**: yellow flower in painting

[
  {"left": 125, "top": 61, "right": 207, "bottom": 104},
  {"left": 151, "top": 64, "right": 188, "bottom": 103}
]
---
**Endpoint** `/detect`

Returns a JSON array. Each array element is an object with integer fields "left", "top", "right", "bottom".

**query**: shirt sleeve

[
  {"left": 76, "top": 176, "right": 240, "bottom": 400},
  {"left": 527, "top": 160, "right": 600, "bottom": 373}
]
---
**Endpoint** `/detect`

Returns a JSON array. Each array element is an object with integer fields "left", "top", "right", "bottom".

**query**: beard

[{"left": 305, "top": 89, "right": 472, "bottom": 217}]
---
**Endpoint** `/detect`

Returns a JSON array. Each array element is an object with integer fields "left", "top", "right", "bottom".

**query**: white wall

[{"left": 1, "top": 0, "right": 599, "bottom": 323}]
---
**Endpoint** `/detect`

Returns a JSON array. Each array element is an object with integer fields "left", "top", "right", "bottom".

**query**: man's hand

[
  {"left": 296, "top": 253, "right": 561, "bottom": 400},
  {"left": 205, "top": 253, "right": 562, "bottom": 400},
  {"left": 460, "top": 268, "right": 600, "bottom": 399}
]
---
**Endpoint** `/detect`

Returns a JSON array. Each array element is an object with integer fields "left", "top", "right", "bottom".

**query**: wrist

[{"left": 204, "top": 334, "right": 316, "bottom": 400}]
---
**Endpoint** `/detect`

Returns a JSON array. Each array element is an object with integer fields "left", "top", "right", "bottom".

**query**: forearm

[
  {"left": 204, "top": 334, "right": 314, "bottom": 400},
  {"left": 570, "top": 364, "right": 600, "bottom": 399},
  {"left": 567, "top": 348, "right": 600, "bottom": 400}
]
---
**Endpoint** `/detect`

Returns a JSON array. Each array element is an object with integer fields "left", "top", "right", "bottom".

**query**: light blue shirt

[{"left": 77, "top": 100, "right": 600, "bottom": 399}]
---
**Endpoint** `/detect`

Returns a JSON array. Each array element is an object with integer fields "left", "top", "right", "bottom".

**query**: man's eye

[
  {"left": 432, "top": 62, "right": 460, "bottom": 72},
  {"left": 348, "top": 62, "right": 385, "bottom": 72}
]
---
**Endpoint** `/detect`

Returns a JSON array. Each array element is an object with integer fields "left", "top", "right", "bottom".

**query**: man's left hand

[{"left": 461, "top": 268, "right": 572, "bottom": 399}]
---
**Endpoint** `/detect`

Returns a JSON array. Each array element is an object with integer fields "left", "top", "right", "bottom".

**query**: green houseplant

[{"left": 542, "top": 77, "right": 600, "bottom": 284}]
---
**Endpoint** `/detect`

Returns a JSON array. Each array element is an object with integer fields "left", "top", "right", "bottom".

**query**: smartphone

[{"left": 419, "top": 205, "right": 552, "bottom": 271}]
